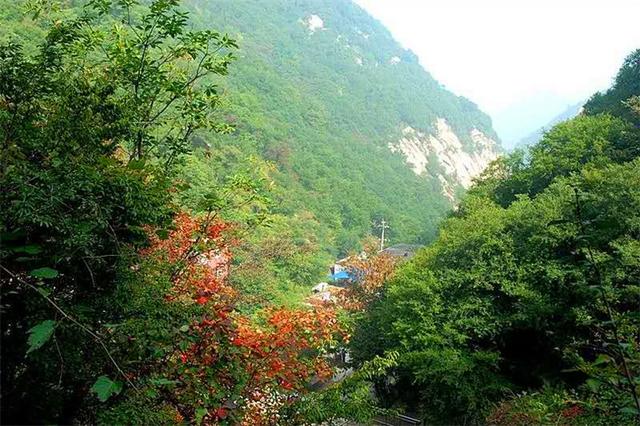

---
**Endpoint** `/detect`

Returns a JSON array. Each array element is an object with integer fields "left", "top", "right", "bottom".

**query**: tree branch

[{"left": 0, "top": 265, "right": 138, "bottom": 391}]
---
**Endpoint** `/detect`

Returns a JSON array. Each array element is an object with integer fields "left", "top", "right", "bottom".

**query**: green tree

[
  {"left": 351, "top": 51, "right": 640, "bottom": 423},
  {"left": 0, "top": 1, "right": 236, "bottom": 422},
  {"left": 585, "top": 49, "right": 640, "bottom": 126}
]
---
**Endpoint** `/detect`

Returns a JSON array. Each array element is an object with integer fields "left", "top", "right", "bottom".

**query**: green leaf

[
  {"left": 585, "top": 378, "right": 600, "bottom": 392},
  {"left": 36, "top": 287, "right": 52, "bottom": 297},
  {"left": 26, "top": 320, "right": 56, "bottom": 355},
  {"left": 156, "top": 229, "right": 170, "bottom": 240},
  {"left": 127, "top": 159, "right": 146, "bottom": 170},
  {"left": 90, "top": 376, "right": 123, "bottom": 402},
  {"left": 592, "top": 354, "right": 612, "bottom": 365},
  {"left": 195, "top": 407, "right": 208, "bottom": 425},
  {"left": 29, "top": 267, "right": 59, "bottom": 279},
  {"left": 620, "top": 407, "right": 640, "bottom": 415},
  {"left": 618, "top": 342, "right": 631, "bottom": 350},
  {"left": 14, "top": 244, "right": 42, "bottom": 254}
]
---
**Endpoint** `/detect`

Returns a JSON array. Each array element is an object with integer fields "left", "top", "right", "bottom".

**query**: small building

[
  {"left": 329, "top": 251, "right": 366, "bottom": 276},
  {"left": 381, "top": 244, "right": 423, "bottom": 259},
  {"left": 329, "top": 270, "right": 353, "bottom": 288}
]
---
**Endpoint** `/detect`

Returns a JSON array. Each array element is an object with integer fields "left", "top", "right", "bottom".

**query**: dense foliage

[
  {"left": 1, "top": 0, "right": 488, "bottom": 259},
  {"left": 0, "top": 0, "right": 401, "bottom": 423},
  {"left": 94, "top": 212, "right": 347, "bottom": 424},
  {"left": 3, "top": 0, "right": 638, "bottom": 424},
  {"left": 0, "top": 0, "right": 499, "bottom": 306},
  {"left": 183, "top": 0, "right": 499, "bottom": 253},
  {"left": 0, "top": 0, "right": 235, "bottom": 422},
  {"left": 351, "top": 49, "right": 640, "bottom": 424}
]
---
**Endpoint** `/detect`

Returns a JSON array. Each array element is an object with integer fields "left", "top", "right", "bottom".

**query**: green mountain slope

[
  {"left": 1, "top": 0, "right": 501, "bottom": 254},
  {"left": 183, "top": 0, "right": 501, "bottom": 250}
]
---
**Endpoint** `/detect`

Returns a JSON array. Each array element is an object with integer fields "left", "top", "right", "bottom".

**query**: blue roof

[{"left": 331, "top": 271, "right": 351, "bottom": 280}]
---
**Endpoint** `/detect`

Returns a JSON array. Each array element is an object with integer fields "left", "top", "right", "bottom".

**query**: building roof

[
  {"left": 381, "top": 244, "right": 423, "bottom": 258},
  {"left": 331, "top": 271, "right": 351, "bottom": 280}
]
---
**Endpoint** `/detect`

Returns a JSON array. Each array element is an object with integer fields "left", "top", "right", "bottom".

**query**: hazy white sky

[{"left": 355, "top": 0, "right": 640, "bottom": 144}]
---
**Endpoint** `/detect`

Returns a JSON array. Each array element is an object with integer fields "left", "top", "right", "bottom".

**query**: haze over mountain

[
  {"left": 515, "top": 101, "right": 585, "bottom": 149},
  {"left": 355, "top": 0, "right": 640, "bottom": 148},
  {"left": 494, "top": 95, "right": 584, "bottom": 148}
]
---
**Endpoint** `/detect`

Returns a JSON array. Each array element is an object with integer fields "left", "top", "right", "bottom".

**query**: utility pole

[{"left": 376, "top": 219, "right": 390, "bottom": 251}]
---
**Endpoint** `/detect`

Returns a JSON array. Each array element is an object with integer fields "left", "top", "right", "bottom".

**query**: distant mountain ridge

[{"left": 515, "top": 101, "right": 585, "bottom": 149}]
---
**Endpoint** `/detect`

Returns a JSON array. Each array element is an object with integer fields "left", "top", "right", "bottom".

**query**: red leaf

[{"left": 214, "top": 407, "right": 228, "bottom": 419}]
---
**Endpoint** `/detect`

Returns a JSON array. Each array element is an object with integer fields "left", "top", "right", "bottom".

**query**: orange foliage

[
  {"left": 233, "top": 306, "right": 342, "bottom": 391},
  {"left": 338, "top": 253, "right": 398, "bottom": 311},
  {"left": 140, "top": 212, "right": 346, "bottom": 424},
  {"left": 142, "top": 212, "right": 234, "bottom": 305}
]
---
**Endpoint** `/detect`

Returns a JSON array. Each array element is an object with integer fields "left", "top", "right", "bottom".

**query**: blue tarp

[{"left": 330, "top": 271, "right": 351, "bottom": 280}]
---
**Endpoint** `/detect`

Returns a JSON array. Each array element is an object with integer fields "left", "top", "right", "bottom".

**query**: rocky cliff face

[{"left": 389, "top": 118, "right": 500, "bottom": 201}]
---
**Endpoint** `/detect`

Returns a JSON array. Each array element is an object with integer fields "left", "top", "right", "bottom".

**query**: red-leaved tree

[{"left": 140, "top": 212, "right": 345, "bottom": 424}]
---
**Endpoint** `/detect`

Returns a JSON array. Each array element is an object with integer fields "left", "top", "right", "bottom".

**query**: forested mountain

[
  {"left": 2, "top": 0, "right": 501, "bottom": 254},
  {"left": 3, "top": 0, "right": 637, "bottom": 424},
  {"left": 185, "top": 0, "right": 502, "bottom": 247}
]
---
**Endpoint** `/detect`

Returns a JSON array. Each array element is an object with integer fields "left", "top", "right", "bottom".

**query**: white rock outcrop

[
  {"left": 389, "top": 118, "right": 500, "bottom": 201},
  {"left": 304, "top": 15, "right": 324, "bottom": 33}
]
